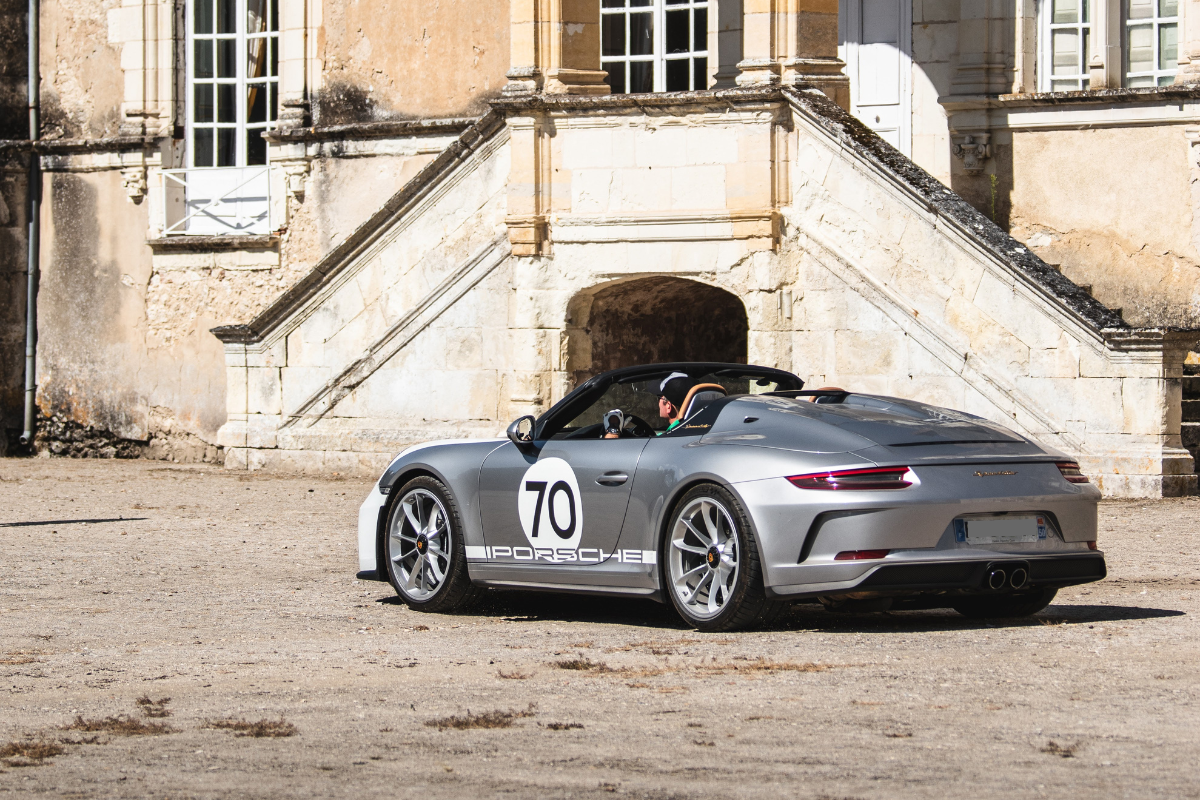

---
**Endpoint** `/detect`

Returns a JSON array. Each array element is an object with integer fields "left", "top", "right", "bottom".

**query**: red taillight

[
  {"left": 1087, "top": 540, "right": 1099, "bottom": 550},
  {"left": 834, "top": 550, "right": 891, "bottom": 560},
  {"left": 1056, "top": 461, "right": 1089, "bottom": 484},
  {"left": 787, "top": 466, "right": 913, "bottom": 490}
]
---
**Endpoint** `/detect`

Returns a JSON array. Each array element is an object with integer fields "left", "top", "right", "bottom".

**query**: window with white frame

[
  {"left": 601, "top": 0, "right": 709, "bottom": 93},
  {"left": 1040, "top": 0, "right": 1092, "bottom": 91},
  {"left": 188, "top": 0, "right": 279, "bottom": 168},
  {"left": 1125, "top": 0, "right": 1177, "bottom": 86}
]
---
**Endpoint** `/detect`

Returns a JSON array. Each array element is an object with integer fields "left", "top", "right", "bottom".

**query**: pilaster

[
  {"left": 736, "top": 0, "right": 849, "bottom": 109},
  {"left": 506, "top": 0, "right": 610, "bottom": 96}
]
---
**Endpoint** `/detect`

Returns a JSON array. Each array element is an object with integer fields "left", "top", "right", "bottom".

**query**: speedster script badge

[{"left": 518, "top": 457, "right": 584, "bottom": 553}]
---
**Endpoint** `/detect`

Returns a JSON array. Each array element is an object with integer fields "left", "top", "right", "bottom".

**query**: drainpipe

[{"left": 20, "top": 0, "right": 40, "bottom": 447}]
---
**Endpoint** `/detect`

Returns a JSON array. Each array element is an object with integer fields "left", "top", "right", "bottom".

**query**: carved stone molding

[
  {"left": 122, "top": 166, "right": 147, "bottom": 204},
  {"left": 952, "top": 132, "right": 991, "bottom": 174}
]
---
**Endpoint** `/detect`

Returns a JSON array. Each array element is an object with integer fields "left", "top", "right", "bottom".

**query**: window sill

[
  {"left": 999, "top": 85, "right": 1200, "bottom": 106},
  {"left": 147, "top": 234, "right": 279, "bottom": 253}
]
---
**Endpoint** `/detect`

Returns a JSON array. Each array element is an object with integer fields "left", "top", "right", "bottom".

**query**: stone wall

[
  {"left": 38, "top": 0, "right": 124, "bottom": 140},
  {"left": 316, "top": 0, "right": 509, "bottom": 124},
  {"left": 1007, "top": 123, "right": 1200, "bottom": 329}
]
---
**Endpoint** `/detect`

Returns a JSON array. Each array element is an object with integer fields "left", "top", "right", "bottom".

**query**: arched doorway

[{"left": 567, "top": 277, "right": 748, "bottom": 385}]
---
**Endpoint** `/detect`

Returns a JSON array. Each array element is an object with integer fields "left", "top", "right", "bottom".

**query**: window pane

[
  {"left": 1127, "top": 74, "right": 1155, "bottom": 86},
  {"left": 1126, "top": 0, "right": 1154, "bottom": 19},
  {"left": 270, "top": 0, "right": 278, "bottom": 29},
  {"left": 1160, "top": 23, "right": 1177, "bottom": 69},
  {"left": 194, "top": 83, "right": 214, "bottom": 122},
  {"left": 248, "top": 84, "right": 266, "bottom": 122},
  {"left": 216, "top": 0, "right": 235, "bottom": 33},
  {"left": 1051, "top": 78, "right": 1077, "bottom": 90},
  {"left": 218, "top": 38, "right": 236, "bottom": 77},
  {"left": 602, "top": 0, "right": 624, "bottom": 6},
  {"left": 1161, "top": 0, "right": 1178, "bottom": 15},
  {"left": 218, "top": 83, "right": 236, "bottom": 122},
  {"left": 603, "top": 61, "right": 626, "bottom": 93},
  {"left": 666, "top": 10, "right": 688, "bottom": 53},
  {"left": 665, "top": 0, "right": 688, "bottom": 4},
  {"left": 193, "top": 128, "right": 214, "bottom": 166},
  {"left": 665, "top": 57, "right": 689, "bottom": 90},
  {"left": 1052, "top": 0, "right": 1079, "bottom": 24},
  {"left": 629, "top": 60, "right": 653, "bottom": 93},
  {"left": 269, "top": 83, "right": 277, "bottom": 121},
  {"left": 247, "top": 0, "right": 267, "bottom": 34},
  {"left": 1127, "top": 24, "right": 1153, "bottom": 72},
  {"left": 194, "top": 0, "right": 213, "bottom": 34},
  {"left": 217, "top": 128, "right": 236, "bottom": 167},
  {"left": 630, "top": 0, "right": 651, "bottom": 6},
  {"left": 630, "top": 11, "right": 653, "bottom": 55},
  {"left": 270, "top": 38, "right": 277, "bottom": 76},
  {"left": 194, "top": 40, "right": 213, "bottom": 78},
  {"left": 693, "top": 56, "right": 707, "bottom": 90},
  {"left": 693, "top": 8, "right": 707, "bottom": 51},
  {"left": 602, "top": 14, "right": 626, "bottom": 56},
  {"left": 248, "top": 37, "right": 268, "bottom": 78},
  {"left": 1051, "top": 29, "right": 1080, "bottom": 75},
  {"left": 247, "top": 129, "right": 266, "bottom": 165}
]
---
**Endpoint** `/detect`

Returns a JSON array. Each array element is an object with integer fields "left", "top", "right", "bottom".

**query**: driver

[{"left": 656, "top": 372, "right": 696, "bottom": 435}]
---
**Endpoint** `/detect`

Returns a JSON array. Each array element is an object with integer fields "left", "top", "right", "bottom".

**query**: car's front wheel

[
  {"left": 663, "top": 484, "right": 785, "bottom": 632},
  {"left": 384, "top": 476, "right": 480, "bottom": 612},
  {"left": 951, "top": 587, "right": 1058, "bottom": 619}
]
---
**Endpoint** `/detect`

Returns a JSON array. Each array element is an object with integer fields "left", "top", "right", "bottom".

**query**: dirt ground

[{"left": 1, "top": 458, "right": 1198, "bottom": 799}]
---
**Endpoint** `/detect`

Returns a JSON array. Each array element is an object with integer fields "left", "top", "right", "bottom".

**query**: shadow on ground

[{"left": 373, "top": 589, "right": 1184, "bottom": 633}]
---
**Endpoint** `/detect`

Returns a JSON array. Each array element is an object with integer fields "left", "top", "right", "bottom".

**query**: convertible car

[{"left": 357, "top": 363, "right": 1105, "bottom": 631}]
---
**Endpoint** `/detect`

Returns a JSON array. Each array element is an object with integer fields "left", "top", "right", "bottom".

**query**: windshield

[{"left": 551, "top": 369, "right": 787, "bottom": 440}]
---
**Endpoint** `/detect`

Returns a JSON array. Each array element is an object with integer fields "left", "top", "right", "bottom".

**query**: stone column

[
  {"left": 713, "top": 0, "right": 745, "bottom": 88},
  {"left": 277, "top": 0, "right": 313, "bottom": 129},
  {"left": 735, "top": 0, "right": 849, "bottom": 109},
  {"left": 1176, "top": 0, "right": 1200, "bottom": 83},
  {"left": 505, "top": 0, "right": 609, "bottom": 95}
]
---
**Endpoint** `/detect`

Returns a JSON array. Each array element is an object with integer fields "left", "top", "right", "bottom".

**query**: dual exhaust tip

[{"left": 986, "top": 563, "right": 1029, "bottom": 591}]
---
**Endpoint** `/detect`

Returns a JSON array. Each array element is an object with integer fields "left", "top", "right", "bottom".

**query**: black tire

[
  {"left": 952, "top": 587, "right": 1058, "bottom": 619},
  {"left": 661, "top": 484, "right": 787, "bottom": 632},
  {"left": 383, "top": 476, "right": 481, "bottom": 613}
]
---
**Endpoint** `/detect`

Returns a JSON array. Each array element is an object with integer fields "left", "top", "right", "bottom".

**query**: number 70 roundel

[{"left": 517, "top": 457, "right": 584, "bottom": 552}]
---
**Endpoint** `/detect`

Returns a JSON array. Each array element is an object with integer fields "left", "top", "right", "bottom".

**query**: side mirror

[{"left": 506, "top": 415, "right": 536, "bottom": 449}]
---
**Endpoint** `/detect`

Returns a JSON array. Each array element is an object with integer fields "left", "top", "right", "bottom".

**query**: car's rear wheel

[
  {"left": 951, "top": 587, "right": 1058, "bottom": 619},
  {"left": 384, "top": 476, "right": 480, "bottom": 612},
  {"left": 663, "top": 484, "right": 785, "bottom": 632}
]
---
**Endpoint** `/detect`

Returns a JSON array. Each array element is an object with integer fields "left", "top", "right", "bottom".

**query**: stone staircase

[{"left": 1185, "top": 364, "right": 1200, "bottom": 478}]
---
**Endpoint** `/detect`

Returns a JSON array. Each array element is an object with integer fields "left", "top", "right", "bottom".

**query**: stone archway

[{"left": 566, "top": 277, "right": 748, "bottom": 385}]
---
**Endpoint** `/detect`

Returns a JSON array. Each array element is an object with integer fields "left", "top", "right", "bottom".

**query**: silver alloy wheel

[
  {"left": 668, "top": 496, "right": 740, "bottom": 620},
  {"left": 389, "top": 487, "right": 452, "bottom": 601}
]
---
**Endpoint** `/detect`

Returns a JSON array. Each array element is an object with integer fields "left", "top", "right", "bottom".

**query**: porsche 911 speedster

[{"left": 357, "top": 363, "right": 1105, "bottom": 631}]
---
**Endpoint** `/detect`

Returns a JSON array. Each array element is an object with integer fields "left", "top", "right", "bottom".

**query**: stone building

[{"left": 1, "top": 0, "right": 1198, "bottom": 496}]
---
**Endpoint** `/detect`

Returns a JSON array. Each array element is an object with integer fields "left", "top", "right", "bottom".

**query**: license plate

[{"left": 960, "top": 516, "right": 1047, "bottom": 544}]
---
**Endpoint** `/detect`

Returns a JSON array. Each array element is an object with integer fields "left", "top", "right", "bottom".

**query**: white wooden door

[{"left": 840, "top": 0, "right": 912, "bottom": 156}]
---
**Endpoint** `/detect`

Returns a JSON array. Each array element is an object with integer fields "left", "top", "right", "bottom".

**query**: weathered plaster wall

[
  {"left": 0, "top": 0, "right": 26, "bottom": 140},
  {"left": 0, "top": 159, "right": 26, "bottom": 446},
  {"left": 38, "top": 0, "right": 124, "bottom": 139},
  {"left": 316, "top": 0, "right": 509, "bottom": 124},
  {"left": 1006, "top": 125, "right": 1200, "bottom": 328}
]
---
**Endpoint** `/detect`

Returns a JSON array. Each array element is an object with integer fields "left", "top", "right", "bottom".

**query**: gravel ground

[{"left": 1, "top": 457, "right": 1198, "bottom": 799}]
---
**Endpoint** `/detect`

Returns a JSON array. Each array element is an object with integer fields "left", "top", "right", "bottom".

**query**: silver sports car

[{"left": 357, "top": 363, "right": 1105, "bottom": 631}]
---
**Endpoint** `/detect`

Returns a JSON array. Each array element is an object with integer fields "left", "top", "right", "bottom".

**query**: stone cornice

[
  {"left": 265, "top": 117, "right": 479, "bottom": 144},
  {"left": 489, "top": 86, "right": 786, "bottom": 115}
]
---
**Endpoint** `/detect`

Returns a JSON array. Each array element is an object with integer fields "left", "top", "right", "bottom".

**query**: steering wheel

[{"left": 622, "top": 414, "right": 656, "bottom": 438}]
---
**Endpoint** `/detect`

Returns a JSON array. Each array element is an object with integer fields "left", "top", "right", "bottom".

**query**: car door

[{"left": 476, "top": 438, "right": 649, "bottom": 567}]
